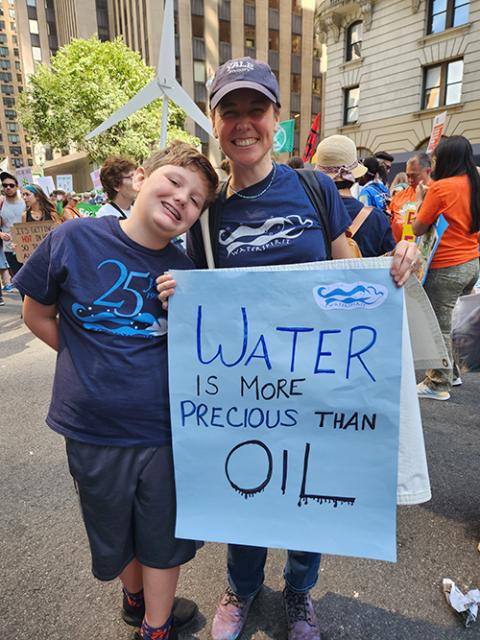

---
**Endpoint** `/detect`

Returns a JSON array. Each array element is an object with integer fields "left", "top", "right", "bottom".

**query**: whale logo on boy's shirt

[
  {"left": 71, "top": 304, "right": 168, "bottom": 338},
  {"left": 219, "top": 215, "right": 314, "bottom": 256}
]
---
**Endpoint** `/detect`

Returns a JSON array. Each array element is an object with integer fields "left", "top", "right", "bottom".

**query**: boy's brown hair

[
  {"left": 143, "top": 141, "right": 219, "bottom": 210},
  {"left": 100, "top": 156, "right": 137, "bottom": 200}
]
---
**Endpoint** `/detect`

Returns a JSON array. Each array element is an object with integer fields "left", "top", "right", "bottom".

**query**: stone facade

[{"left": 316, "top": 0, "right": 480, "bottom": 153}]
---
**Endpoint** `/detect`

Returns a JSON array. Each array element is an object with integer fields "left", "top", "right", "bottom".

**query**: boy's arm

[{"left": 23, "top": 296, "right": 59, "bottom": 351}]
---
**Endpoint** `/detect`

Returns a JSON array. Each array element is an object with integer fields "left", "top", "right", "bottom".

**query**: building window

[
  {"left": 32, "top": 46, "right": 42, "bottom": 61},
  {"left": 344, "top": 86, "right": 360, "bottom": 124},
  {"left": 193, "top": 60, "right": 205, "bottom": 83},
  {"left": 8, "top": 134, "right": 19, "bottom": 143},
  {"left": 29, "top": 18, "right": 39, "bottom": 34},
  {"left": 1, "top": 84, "right": 13, "bottom": 94},
  {"left": 191, "top": 15, "right": 204, "bottom": 38},
  {"left": 7, "top": 122, "right": 17, "bottom": 132},
  {"left": 26, "top": 0, "right": 37, "bottom": 5},
  {"left": 422, "top": 59, "right": 463, "bottom": 109},
  {"left": 219, "top": 19, "right": 230, "bottom": 44},
  {"left": 291, "top": 74, "right": 301, "bottom": 93},
  {"left": 291, "top": 34, "right": 301, "bottom": 54},
  {"left": 245, "top": 26, "right": 255, "bottom": 49},
  {"left": 428, "top": 0, "right": 469, "bottom": 34},
  {"left": 346, "top": 21, "right": 362, "bottom": 61}
]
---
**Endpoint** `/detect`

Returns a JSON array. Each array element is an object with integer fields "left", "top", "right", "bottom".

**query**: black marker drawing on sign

[
  {"left": 225, "top": 440, "right": 273, "bottom": 499},
  {"left": 298, "top": 443, "right": 356, "bottom": 508}
]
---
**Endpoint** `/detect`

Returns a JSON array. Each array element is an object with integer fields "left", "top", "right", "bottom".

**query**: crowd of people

[{"left": 2, "top": 54, "right": 480, "bottom": 640}]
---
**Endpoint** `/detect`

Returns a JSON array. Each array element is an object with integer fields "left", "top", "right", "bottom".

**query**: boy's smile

[{"left": 122, "top": 164, "right": 209, "bottom": 250}]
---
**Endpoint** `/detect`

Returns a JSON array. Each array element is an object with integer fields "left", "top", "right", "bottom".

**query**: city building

[
  {"left": 7, "top": 0, "right": 322, "bottom": 177},
  {"left": 316, "top": 0, "right": 480, "bottom": 155}
]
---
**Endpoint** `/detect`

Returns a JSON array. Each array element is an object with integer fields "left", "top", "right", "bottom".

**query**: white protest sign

[
  {"left": 56, "top": 174, "right": 73, "bottom": 192},
  {"left": 15, "top": 167, "right": 33, "bottom": 187}
]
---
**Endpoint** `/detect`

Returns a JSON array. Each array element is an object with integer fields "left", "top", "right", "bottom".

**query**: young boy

[{"left": 13, "top": 142, "right": 219, "bottom": 640}]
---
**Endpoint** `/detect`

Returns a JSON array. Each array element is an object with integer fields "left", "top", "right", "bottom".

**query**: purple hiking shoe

[
  {"left": 284, "top": 587, "right": 321, "bottom": 640},
  {"left": 211, "top": 586, "right": 256, "bottom": 640}
]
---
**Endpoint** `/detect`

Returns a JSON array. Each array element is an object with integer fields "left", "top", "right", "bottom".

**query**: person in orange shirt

[
  {"left": 389, "top": 153, "right": 432, "bottom": 242},
  {"left": 412, "top": 136, "right": 480, "bottom": 400}
]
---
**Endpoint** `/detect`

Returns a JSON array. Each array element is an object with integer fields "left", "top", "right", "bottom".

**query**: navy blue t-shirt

[
  {"left": 341, "top": 196, "right": 395, "bottom": 257},
  {"left": 14, "top": 216, "right": 194, "bottom": 447},
  {"left": 216, "top": 164, "right": 350, "bottom": 267}
]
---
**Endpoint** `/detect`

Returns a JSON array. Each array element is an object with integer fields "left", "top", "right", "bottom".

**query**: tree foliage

[{"left": 19, "top": 36, "right": 200, "bottom": 164}]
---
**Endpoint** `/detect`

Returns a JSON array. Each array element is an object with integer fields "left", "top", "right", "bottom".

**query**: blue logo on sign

[{"left": 313, "top": 282, "right": 388, "bottom": 310}]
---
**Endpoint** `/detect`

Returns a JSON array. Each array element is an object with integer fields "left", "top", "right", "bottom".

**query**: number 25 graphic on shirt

[
  {"left": 71, "top": 259, "right": 168, "bottom": 338},
  {"left": 94, "top": 259, "right": 149, "bottom": 317}
]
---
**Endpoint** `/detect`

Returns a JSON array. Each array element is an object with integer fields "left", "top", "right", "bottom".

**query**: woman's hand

[
  {"left": 0, "top": 231, "right": 11, "bottom": 241},
  {"left": 156, "top": 272, "right": 177, "bottom": 310},
  {"left": 390, "top": 240, "right": 421, "bottom": 287}
]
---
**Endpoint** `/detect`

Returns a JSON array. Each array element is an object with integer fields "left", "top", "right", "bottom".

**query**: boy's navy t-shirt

[
  {"left": 14, "top": 216, "right": 193, "bottom": 447},
  {"left": 216, "top": 164, "right": 350, "bottom": 267}
]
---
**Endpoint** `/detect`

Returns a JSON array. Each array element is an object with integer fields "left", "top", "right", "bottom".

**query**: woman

[
  {"left": 22, "top": 184, "right": 59, "bottom": 224},
  {"left": 413, "top": 135, "right": 480, "bottom": 400},
  {"left": 61, "top": 193, "right": 83, "bottom": 220},
  {"left": 159, "top": 57, "right": 420, "bottom": 640}
]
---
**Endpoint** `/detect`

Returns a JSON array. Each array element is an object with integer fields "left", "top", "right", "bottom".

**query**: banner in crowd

[
  {"left": 76, "top": 202, "right": 101, "bottom": 216},
  {"left": 90, "top": 169, "right": 102, "bottom": 190},
  {"left": 168, "top": 265, "right": 404, "bottom": 561},
  {"left": 15, "top": 167, "right": 33, "bottom": 187},
  {"left": 10, "top": 221, "right": 57, "bottom": 263},
  {"left": 416, "top": 214, "right": 449, "bottom": 284},
  {"left": 427, "top": 111, "right": 447, "bottom": 154},
  {"left": 273, "top": 119, "right": 295, "bottom": 153},
  {"left": 35, "top": 176, "right": 55, "bottom": 196},
  {"left": 56, "top": 174, "right": 73, "bottom": 192}
]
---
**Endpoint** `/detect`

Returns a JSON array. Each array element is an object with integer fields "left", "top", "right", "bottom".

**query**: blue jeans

[{"left": 227, "top": 543, "right": 321, "bottom": 598}]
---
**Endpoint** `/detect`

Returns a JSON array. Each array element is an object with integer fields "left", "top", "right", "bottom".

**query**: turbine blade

[
  {"left": 166, "top": 79, "right": 213, "bottom": 137},
  {"left": 157, "top": 0, "right": 176, "bottom": 82},
  {"left": 85, "top": 80, "right": 161, "bottom": 140}
]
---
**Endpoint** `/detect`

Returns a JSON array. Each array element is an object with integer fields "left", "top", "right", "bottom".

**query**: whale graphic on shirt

[
  {"left": 219, "top": 215, "right": 314, "bottom": 256},
  {"left": 71, "top": 303, "right": 168, "bottom": 337}
]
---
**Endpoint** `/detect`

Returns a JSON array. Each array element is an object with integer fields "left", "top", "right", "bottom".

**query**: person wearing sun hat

[
  {"left": 315, "top": 135, "right": 395, "bottom": 257},
  {"left": 159, "top": 55, "right": 421, "bottom": 640}
]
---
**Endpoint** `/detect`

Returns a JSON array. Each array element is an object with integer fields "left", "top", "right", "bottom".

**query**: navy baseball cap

[{"left": 209, "top": 57, "right": 281, "bottom": 110}]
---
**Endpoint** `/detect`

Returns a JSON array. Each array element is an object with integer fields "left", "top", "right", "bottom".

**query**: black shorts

[{"left": 65, "top": 439, "right": 201, "bottom": 581}]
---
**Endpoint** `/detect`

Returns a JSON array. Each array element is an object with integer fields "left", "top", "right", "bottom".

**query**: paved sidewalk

[{"left": 1, "top": 293, "right": 479, "bottom": 640}]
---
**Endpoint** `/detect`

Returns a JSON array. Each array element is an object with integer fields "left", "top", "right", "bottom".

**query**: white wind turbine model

[{"left": 85, "top": 0, "right": 212, "bottom": 147}]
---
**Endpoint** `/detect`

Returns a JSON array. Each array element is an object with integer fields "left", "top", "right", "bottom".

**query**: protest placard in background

[
  {"left": 273, "top": 119, "right": 295, "bottom": 153},
  {"left": 168, "top": 265, "right": 404, "bottom": 562},
  {"left": 10, "top": 221, "right": 57, "bottom": 263},
  {"left": 56, "top": 174, "right": 73, "bottom": 192},
  {"left": 90, "top": 169, "right": 102, "bottom": 190},
  {"left": 15, "top": 167, "right": 33, "bottom": 187},
  {"left": 34, "top": 175, "right": 56, "bottom": 196},
  {"left": 427, "top": 111, "right": 447, "bottom": 154}
]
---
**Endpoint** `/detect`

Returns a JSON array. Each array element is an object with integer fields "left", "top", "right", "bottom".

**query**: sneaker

[
  {"left": 3, "top": 283, "right": 15, "bottom": 292},
  {"left": 211, "top": 587, "right": 256, "bottom": 640},
  {"left": 0, "top": 298, "right": 4, "bottom": 306},
  {"left": 452, "top": 377, "right": 462, "bottom": 387},
  {"left": 284, "top": 588, "right": 321, "bottom": 640},
  {"left": 122, "top": 595, "right": 197, "bottom": 631},
  {"left": 416, "top": 382, "right": 450, "bottom": 401}
]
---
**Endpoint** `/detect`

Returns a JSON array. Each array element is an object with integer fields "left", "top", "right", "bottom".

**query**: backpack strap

[
  {"left": 348, "top": 205, "right": 373, "bottom": 238},
  {"left": 108, "top": 201, "right": 128, "bottom": 219},
  {"left": 295, "top": 169, "right": 332, "bottom": 260}
]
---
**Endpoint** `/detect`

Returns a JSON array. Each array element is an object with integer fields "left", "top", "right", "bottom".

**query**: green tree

[{"left": 19, "top": 36, "right": 200, "bottom": 164}]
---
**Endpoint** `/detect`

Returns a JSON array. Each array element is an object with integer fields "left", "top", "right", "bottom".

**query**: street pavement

[{"left": 1, "top": 291, "right": 479, "bottom": 640}]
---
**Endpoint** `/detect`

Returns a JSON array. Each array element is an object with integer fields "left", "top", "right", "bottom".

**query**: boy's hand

[
  {"left": 390, "top": 240, "right": 421, "bottom": 288},
  {"left": 156, "top": 273, "right": 177, "bottom": 310}
]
